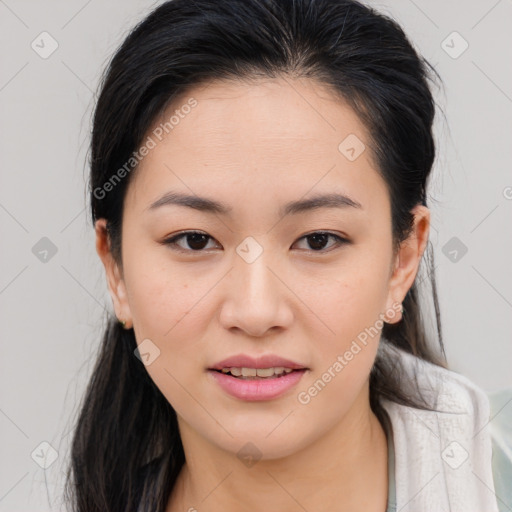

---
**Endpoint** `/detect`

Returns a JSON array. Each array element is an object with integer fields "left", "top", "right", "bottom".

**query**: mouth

[
  {"left": 207, "top": 366, "right": 308, "bottom": 401},
  {"left": 207, "top": 354, "right": 309, "bottom": 400},
  {"left": 210, "top": 366, "right": 302, "bottom": 380}
]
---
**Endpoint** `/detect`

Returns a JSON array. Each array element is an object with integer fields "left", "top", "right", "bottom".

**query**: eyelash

[{"left": 161, "top": 230, "right": 350, "bottom": 254}]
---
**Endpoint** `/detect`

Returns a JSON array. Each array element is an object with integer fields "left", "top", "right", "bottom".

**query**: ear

[
  {"left": 95, "top": 218, "right": 132, "bottom": 328},
  {"left": 384, "top": 205, "right": 430, "bottom": 324}
]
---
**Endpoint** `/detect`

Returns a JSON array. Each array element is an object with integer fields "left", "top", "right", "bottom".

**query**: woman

[{"left": 64, "top": 0, "right": 512, "bottom": 510}]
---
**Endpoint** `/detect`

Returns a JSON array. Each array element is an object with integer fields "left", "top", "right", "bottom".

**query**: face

[{"left": 96, "top": 75, "right": 429, "bottom": 460}]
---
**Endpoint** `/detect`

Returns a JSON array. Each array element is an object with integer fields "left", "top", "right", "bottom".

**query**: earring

[
  {"left": 398, "top": 303, "right": 404, "bottom": 322},
  {"left": 118, "top": 318, "right": 130, "bottom": 329}
]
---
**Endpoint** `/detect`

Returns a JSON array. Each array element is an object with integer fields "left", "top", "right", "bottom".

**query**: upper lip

[{"left": 209, "top": 354, "right": 308, "bottom": 371}]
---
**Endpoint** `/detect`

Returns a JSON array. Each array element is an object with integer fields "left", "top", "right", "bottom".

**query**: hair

[{"left": 65, "top": 0, "right": 447, "bottom": 510}]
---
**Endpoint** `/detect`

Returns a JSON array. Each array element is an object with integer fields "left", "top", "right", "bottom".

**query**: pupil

[
  {"left": 308, "top": 233, "right": 328, "bottom": 250},
  {"left": 188, "top": 233, "right": 208, "bottom": 250}
]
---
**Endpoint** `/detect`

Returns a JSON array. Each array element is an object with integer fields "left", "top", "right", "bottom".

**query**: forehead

[
  {"left": 124, "top": 75, "right": 387, "bottom": 216},
  {"left": 152, "top": 75, "right": 370, "bottom": 153}
]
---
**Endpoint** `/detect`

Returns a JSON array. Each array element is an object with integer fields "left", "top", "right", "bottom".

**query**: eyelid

[
  {"left": 162, "top": 230, "right": 220, "bottom": 252},
  {"left": 293, "top": 232, "right": 350, "bottom": 252},
  {"left": 161, "top": 230, "right": 350, "bottom": 253}
]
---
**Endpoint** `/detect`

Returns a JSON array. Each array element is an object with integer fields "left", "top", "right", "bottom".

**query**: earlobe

[
  {"left": 384, "top": 205, "right": 430, "bottom": 323},
  {"left": 94, "top": 219, "right": 133, "bottom": 328}
]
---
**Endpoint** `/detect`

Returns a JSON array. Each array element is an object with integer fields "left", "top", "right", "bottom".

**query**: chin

[{"left": 196, "top": 418, "right": 317, "bottom": 462}]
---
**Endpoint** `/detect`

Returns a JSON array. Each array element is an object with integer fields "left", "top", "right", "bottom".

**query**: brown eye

[
  {"left": 163, "top": 231, "right": 219, "bottom": 252},
  {"left": 162, "top": 230, "right": 349, "bottom": 254},
  {"left": 293, "top": 232, "right": 349, "bottom": 252}
]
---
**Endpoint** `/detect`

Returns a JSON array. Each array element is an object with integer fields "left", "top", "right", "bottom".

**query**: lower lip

[{"left": 208, "top": 369, "right": 307, "bottom": 401}]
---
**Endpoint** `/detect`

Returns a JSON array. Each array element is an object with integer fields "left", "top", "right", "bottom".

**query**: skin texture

[{"left": 95, "top": 75, "right": 430, "bottom": 512}]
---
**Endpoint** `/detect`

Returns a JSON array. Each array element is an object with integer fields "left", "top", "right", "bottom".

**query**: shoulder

[
  {"left": 378, "top": 340, "right": 512, "bottom": 511},
  {"left": 378, "top": 339, "right": 491, "bottom": 416},
  {"left": 487, "top": 388, "right": 512, "bottom": 512}
]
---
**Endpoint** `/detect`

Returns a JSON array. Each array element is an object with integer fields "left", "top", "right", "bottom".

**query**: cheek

[
  {"left": 123, "top": 240, "right": 196, "bottom": 325},
  {"left": 298, "top": 252, "right": 390, "bottom": 402},
  {"left": 122, "top": 247, "right": 216, "bottom": 375},
  {"left": 124, "top": 261, "right": 213, "bottom": 409},
  {"left": 309, "top": 254, "right": 391, "bottom": 339},
  {"left": 296, "top": 267, "right": 387, "bottom": 414},
  {"left": 296, "top": 340, "right": 378, "bottom": 437}
]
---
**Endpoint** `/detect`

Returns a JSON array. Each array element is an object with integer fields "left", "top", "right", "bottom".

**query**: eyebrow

[{"left": 146, "top": 191, "right": 363, "bottom": 216}]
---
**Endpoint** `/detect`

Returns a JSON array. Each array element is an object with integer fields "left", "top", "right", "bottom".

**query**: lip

[
  {"left": 207, "top": 353, "right": 309, "bottom": 402},
  {"left": 208, "top": 368, "right": 308, "bottom": 401},
  {"left": 208, "top": 354, "right": 308, "bottom": 371}
]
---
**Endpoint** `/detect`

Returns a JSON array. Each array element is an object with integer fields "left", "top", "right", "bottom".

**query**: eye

[
  {"left": 162, "top": 230, "right": 220, "bottom": 252},
  {"left": 162, "top": 230, "right": 349, "bottom": 254},
  {"left": 293, "top": 231, "right": 349, "bottom": 252}
]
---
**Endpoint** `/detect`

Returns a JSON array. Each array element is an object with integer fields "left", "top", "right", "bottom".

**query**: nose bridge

[
  {"left": 220, "top": 235, "right": 292, "bottom": 335},
  {"left": 234, "top": 235, "right": 279, "bottom": 302}
]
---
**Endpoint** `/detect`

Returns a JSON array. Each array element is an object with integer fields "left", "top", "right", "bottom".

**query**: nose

[{"left": 218, "top": 243, "right": 294, "bottom": 338}]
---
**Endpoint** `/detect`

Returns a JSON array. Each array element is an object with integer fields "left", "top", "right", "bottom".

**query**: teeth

[
  {"left": 256, "top": 368, "right": 275, "bottom": 377},
  {"left": 218, "top": 366, "right": 298, "bottom": 378}
]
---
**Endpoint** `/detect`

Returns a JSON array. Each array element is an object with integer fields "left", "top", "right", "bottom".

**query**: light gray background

[{"left": 1, "top": 0, "right": 511, "bottom": 510}]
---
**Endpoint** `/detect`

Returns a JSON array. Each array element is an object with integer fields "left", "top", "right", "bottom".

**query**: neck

[{"left": 167, "top": 388, "right": 389, "bottom": 512}]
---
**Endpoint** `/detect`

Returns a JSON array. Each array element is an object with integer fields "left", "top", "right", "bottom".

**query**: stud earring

[{"left": 118, "top": 318, "right": 130, "bottom": 329}]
